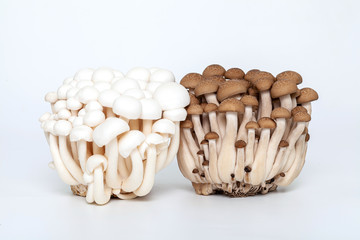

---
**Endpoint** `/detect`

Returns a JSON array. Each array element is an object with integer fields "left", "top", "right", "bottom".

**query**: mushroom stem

[
  {"left": 177, "top": 138, "right": 196, "bottom": 182},
  {"left": 267, "top": 144, "right": 287, "bottom": 180},
  {"left": 93, "top": 167, "right": 112, "bottom": 205},
  {"left": 122, "top": 149, "right": 144, "bottom": 192},
  {"left": 105, "top": 138, "right": 122, "bottom": 189},
  {"left": 217, "top": 113, "right": 226, "bottom": 138},
  {"left": 162, "top": 121, "right": 180, "bottom": 169},
  {"left": 208, "top": 138, "right": 221, "bottom": 184},
  {"left": 142, "top": 119, "right": 153, "bottom": 136},
  {"left": 129, "top": 119, "right": 140, "bottom": 130},
  {"left": 244, "top": 128, "right": 256, "bottom": 182},
  {"left": 134, "top": 146, "right": 157, "bottom": 196},
  {"left": 204, "top": 93, "right": 219, "bottom": 105},
  {"left": 279, "top": 95, "right": 292, "bottom": 139},
  {"left": 259, "top": 91, "right": 272, "bottom": 118},
  {"left": 191, "top": 115, "right": 209, "bottom": 160},
  {"left": 202, "top": 113, "right": 210, "bottom": 134},
  {"left": 208, "top": 111, "right": 222, "bottom": 153},
  {"left": 77, "top": 140, "right": 90, "bottom": 172},
  {"left": 118, "top": 154, "right": 130, "bottom": 179}
]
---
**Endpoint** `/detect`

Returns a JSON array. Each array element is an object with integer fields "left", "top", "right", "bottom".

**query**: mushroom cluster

[
  {"left": 178, "top": 65, "right": 318, "bottom": 197},
  {"left": 40, "top": 67, "right": 189, "bottom": 204}
]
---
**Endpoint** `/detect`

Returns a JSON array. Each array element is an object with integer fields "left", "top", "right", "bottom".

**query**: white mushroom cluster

[
  {"left": 40, "top": 67, "right": 189, "bottom": 204},
  {"left": 177, "top": 65, "right": 318, "bottom": 197}
]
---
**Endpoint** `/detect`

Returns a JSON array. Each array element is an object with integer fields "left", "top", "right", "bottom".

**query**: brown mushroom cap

[
  {"left": 240, "top": 95, "right": 259, "bottom": 107},
  {"left": 194, "top": 80, "right": 219, "bottom": 97},
  {"left": 254, "top": 77, "right": 274, "bottom": 91},
  {"left": 200, "top": 139, "right": 209, "bottom": 145},
  {"left": 202, "top": 64, "right": 226, "bottom": 77},
  {"left": 247, "top": 87, "right": 259, "bottom": 97},
  {"left": 291, "top": 89, "right": 301, "bottom": 98},
  {"left": 205, "top": 132, "right": 219, "bottom": 140},
  {"left": 276, "top": 71, "right": 302, "bottom": 85},
  {"left": 235, "top": 140, "right": 247, "bottom": 148},
  {"left": 270, "top": 80, "right": 298, "bottom": 98},
  {"left": 217, "top": 80, "right": 250, "bottom": 102},
  {"left": 189, "top": 93, "right": 200, "bottom": 105},
  {"left": 244, "top": 69, "right": 260, "bottom": 83},
  {"left": 197, "top": 150, "right": 204, "bottom": 155},
  {"left": 279, "top": 140, "right": 289, "bottom": 148},
  {"left": 245, "top": 121, "right": 260, "bottom": 129},
  {"left": 291, "top": 106, "right": 307, "bottom": 116},
  {"left": 225, "top": 68, "right": 245, "bottom": 79},
  {"left": 253, "top": 71, "right": 275, "bottom": 83},
  {"left": 302, "top": 127, "right": 308, "bottom": 135},
  {"left": 187, "top": 104, "right": 203, "bottom": 115},
  {"left": 258, "top": 117, "right": 277, "bottom": 129},
  {"left": 180, "top": 119, "right": 194, "bottom": 128},
  {"left": 293, "top": 111, "right": 311, "bottom": 122},
  {"left": 271, "top": 107, "right": 291, "bottom": 119},
  {"left": 305, "top": 133, "right": 310, "bottom": 142},
  {"left": 200, "top": 102, "right": 207, "bottom": 110},
  {"left": 202, "top": 160, "right": 209, "bottom": 166},
  {"left": 218, "top": 98, "right": 245, "bottom": 113},
  {"left": 206, "top": 75, "right": 226, "bottom": 84},
  {"left": 204, "top": 103, "right": 218, "bottom": 113},
  {"left": 180, "top": 73, "right": 204, "bottom": 89},
  {"left": 297, "top": 88, "right": 319, "bottom": 104}
]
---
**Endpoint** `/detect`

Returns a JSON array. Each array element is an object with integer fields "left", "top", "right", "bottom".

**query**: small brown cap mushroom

[
  {"left": 180, "top": 73, "right": 204, "bottom": 89},
  {"left": 254, "top": 77, "right": 274, "bottom": 91},
  {"left": 189, "top": 93, "right": 200, "bottom": 105},
  {"left": 187, "top": 104, "right": 203, "bottom": 115},
  {"left": 200, "top": 139, "right": 209, "bottom": 145},
  {"left": 197, "top": 150, "right": 204, "bottom": 155},
  {"left": 247, "top": 87, "right": 259, "bottom": 97},
  {"left": 218, "top": 98, "right": 245, "bottom": 113},
  {"left": 279, "top": 140, "right": 289, "bottom": 148},
  {"left": 217, "top": 80, "right": 250, "bottom": 102},
  {"left": 258, "top": 117, "right": 277, "bottom": 129},
  {"left": 200, "top": 102, "right": 207, "bottom": 110},
  {"left": 293, "top": 111, "right": 311, "bottom": 122},
  {"left": 245, "top": 121, "right": 259, "bottom": 129},
  {"left": 240, "top": 95, "right": 259, "bottom": 107},
  {"left": 205, "top": 132, "right": 219, "bottom": 140},
  {"left": 180, "top": 119, "right": 194, "bottom": 128},
  {"left": 192, "top": 168, "right": 199, "bottom": 174},
  {"left": 270, "top": 80, "right": 298, "bottom": 98},
  {"left": 194, "top": 80, "right": 219, "bottom": 97},
  {"left": 271, "top": 107, "right": 291, "bottom": 119},
  {"left": 291, "top": 106, "right": 307, "bottom": 116},
  {"left": 297, "top": 88, "right": 319, "bottom": 104},
  {"left": 235, "top": 140, "right": 247, "bottom": 148},
  {"left": 276, "top": 71, "right": 302, "bottom": 85},
  {"left": 206, "top": 75, "right": 226, "bottom": 84},
  {"left": 225, "top": 68, "right": 245, "bottom": 79},
  {"left": 291, "top": 89, "right": 301, "bottom": 98},
  {"left": 204, "top": 103, "right": 218, "bottom": 113},
  {"left": 244, "top": 69, "right": 260, "bottom": 83},
  {"left": 202, "top": 64, "right": 226, "bottom": 77},
  {"left": 305, "top": 133, "right": 310, "bottom": 142},
  {"left": 202, "top": 160, "right": 209, "bottom": 166}
]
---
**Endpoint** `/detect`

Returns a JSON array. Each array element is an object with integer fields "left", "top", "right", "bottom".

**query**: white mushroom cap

[
  {"left": 72, "top": 116, "right": 83, "bottom": 127},
  {"left": 118, "top": 130, "right": 145, "bottom": 158},
  {"left": 53, "top": 100, "right": 67, "bottom": 113},
  {"left": 92, "top": 67, "right": 115, "bottom": 83},
  {"left": 67, "top": 97, "right": 82, "bottom": 110},
  {"left": 113, "top": 70, "right": 124, "bottom": 79},
  {"left": 86, "top": 154, "right": 108, "bottom": 173},
  {"left": 76, "top": 86, "right": 99, "bottom": 104},
  {"left": 45, "top": 92, "right": 58, "bottom": 103},
  {"left": 113, "top": 95, "right": 142, "bottom": 119},
  {"left": 145, "top": 133, "right": 165, "bottom": 145},
  {"left": 85, "top": 100, "right": 103, "bottom": 112},
  {"left": 93, "top": 82, "right": 111, "bottom": 92},
  {"left": 126, "top": 67, "right": 151, "bottom": 82},
  {"left": 123, "top": 88, "right": 145, "bottom": 99},
  {"left": 57, "top": 109, "right": 71, "bottom": 120},
  {"left": 142, "top": 90, "right": 153, "bottom": 99},
  {"left": 140, "top": 99, "right": 162, "bottom": 120},
  {"left": 153, "top": 82, "right": 190, "bottom": 110},
  {"left": 68, "top": 116, "right": 76, "bottom": 123},
  {"left": 76, "top": 80, "right": 93, "bottom": 89},
  {"left": 83, "top": 110, "right": 105, "bottom": 127},
  {"left": 54, "top": 120, "right": 72, "bottom": 136},
  {"left": 43, "top": 119, "right": 56, "bottom": 133},
  {"left": 146, "top": 82, "right": 163, "bottom": 94},
  {"left": 57, "top": 84, "right": 72, "bottom": 100},
  {"left": 78, "top": 109, "right": 87, "bottom": 117},
  {"left": 137, "top": 80, "right": 148, "bottom": 90},
  {"left": 149, "top": 67, "right": 160, "bottom": 74},
  {"left": 39, "top": 112, "right": 51, "bottom": 122},
  {"left": 66, "top": 88, "right": 79, "bottom": 99},
  {"left": 74, "top": 68, "right": 94, "bottom": 81},
  {"left": 163, "top": 108, "right": 187, "bottom": 121},
  {"left": 152, "top": 119, "right": 176, "bottom": 135},
  {"left": 149, "top": 69, "right": 175, "bottom": 83},
  {"left": 70, "top": 125, "right": 93, "bottom": 142},
  {"left": 93, "top": 117, "right": 129, "bottom": 147},
  {"left": 63, "top": 77, "right": 73, "bottom": 84},
  {"left": 98, "top": 89, "right": 120, "bottom": 108},
  {"left": 112, "top": 78, "right": 140, "bottom": 94}
]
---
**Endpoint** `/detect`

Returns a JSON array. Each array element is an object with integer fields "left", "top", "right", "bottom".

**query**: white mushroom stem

[
  {"left": 283, "top": 148, "right": 296, "bottom": 172},
  {"left": 179, "top": 137, "right": 201, "bottom": 183},
  {"left": 280, "top": 95, "right": 293, "bottom": 139},
  {"left": 250, "top": 127, "right": 271, "bottom": 185},
  {"left": 217, "top": 112, "right": 237, "bottom": 183},
  {"left": 112, "top": 191, "right": 137, "bottom": 200},
  {"left": 58, "top": 136, "right": 85, "bottom": 184},
  {"left": 237, "top": 106, "right": 253, "bottom": 141},
  {"left": 105, "top": 138, "right": 122, "bottom": 189},
  {"left": 217, "top": 113, "right": 226, "bottom": 138},
  {"left": 162, "top": 122, "right": 180, "bottom": 169},
  {"left": 77, "top": 140, "right": 90, "bottom": 172},
  {"left": 118, "top": 154, "right": 130, "bottom": 179},
  {"left": 267, "top": 146, "right": 287, "bottom": 180},
  {"left": 93, "top": 167, "right": 111, "bottom": 205},
  {"left": 202, "top": 113, "right": 210, "bottom": 134},
  {"left": 208, "top": 138, "right": 221, "bottom": 184},
  {"left": 122, "top": 149, "right": 144, "bottom": 192},
  {"left": 191, "top": 115, "right": 209, "bottom": 160},
  {"left": 205, "top": 93, "right": 219, "bottom": 105},
  {"left": 93, "top": 143, "right": 104, "bottom": 155},
  {"left": 302, "top": 102, "right": 312, "bottom": 115},
  {"left": 129, "top": 119, "right": 140, "bottom": 130},
  {"left": 264, "top": 118, "right": 286, "bottom": 177},
  {"left": 134, "top": 146, "right": 157, "bottom": 196},
  {"left": 199, "top": 154, "right": 213, "bottom": 183},
  {"left": 142, "top": 120, "right": 153, "bottom": 136},
  {"left": 182, "top": 128, "right": 200, "bottom": 164},
  {"left": 49, "top": 134, "right": 78, "bottom": 185},
  {"left": 234, "top": 147, "right": 245, "bottom": 182},
  {"left": 105, "top": 107, "right": 115, "bottom": 117},
  {"left": 245, "top": 128, "right": 256, "bottom": 167},
  {"left": 259, "top": 91, "right": 272, "bottom": 118},
  {"left": 155, "top": 144, "right": 169, "bottom": 173},
  {"left": 208, "top": 111, "right": 222, "bottom": 153},
  {"left": 177, "top": 141, "right": 193, "bottom": 181}
]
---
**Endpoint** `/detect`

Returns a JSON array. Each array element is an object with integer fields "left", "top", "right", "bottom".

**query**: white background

[{"left": 1, "top": 0, "right": 359, "bottom": 239}]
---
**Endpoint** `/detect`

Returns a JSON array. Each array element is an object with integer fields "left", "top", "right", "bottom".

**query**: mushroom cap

[
  {"left": 180, "top": 119, "right": 194, "bottom": 128},
  {"left": 149, "top": 69, "right": 175, "bottom": 83},
  {"left": 140, "top": 98, "right": 162, "bottom": 120},
  {"left": 217, "top": 80, "right": 249, "bottom": 102},
  {"left": 180, "top": 73, "right": 204, "bottom": 89},
  {"left": 57, "top": 109, "right": 71, "bottom": 120},
  {"left": 72, "top": 116, "right": 83, "bottom": 127},
  {"left": 276, "top": 70, "right": 302, "bottom": 84},
  {"left": 200, "top": 139, "right": 208, "bottom": 145},
  {"left": 123, "top": 88, "right": 145, "bottom": 99},
  {"left": 225, "top": 68, "right": 245, "bottom": 79},
  {"left": 205, "top": 132, "right": 219, "bottom": 140},
  {"left": 74, "top": 68, "right": 94, "bottom": 81},
  {"left": 279, "top": 140, "right": 289, "bottom": 148},
  {"left": 83, "top": 110, "right": 105, "bottom": 127},
  {"left": 189, "top": 93, "right": 200, "bottom": 105},
  {"left": 244, "top": 69, "right": 260, "bottom": 83},
  {"left": 152, "top": 119, "right": 176, "bottom": 135},
  {"left": 76, "top": 86, "right": 99, "bottom": 104},
  {"left": 206, "top": 75, "right": 226, "bottom": 84},
  {"left": 235, "top": 140, "right": 247, "bottom": 148},
  {"left": 258, "top": 117, "right": 277, "bottom": 129},
  {"left": 57, "top": 84, "right": 72, "bottom": 100},
  {"left": 39, "top": 112, "right": 51, "bottom": 122},
  {"left": 254, "top": 77, "right": 274, "bottom": 91},
  {"left": 145, "top": 133, "right": 165, "bottom": 145},
  {"left": 91, "top": 68, "right": 114, "bottom": 83},
  {"left": 67, "top": 97, "right": 82, "bottom": 110},
  {"left": 202, "top": 64, "right": 226, "bottom": 77},
  {"left": 70, "top": 125, "right": 93, "bottom": 142},
  {"left": 297, "top": 88, "right": 319, "bottom": 104},
  {"left": 163, "top": 108, "right": 187, "bottom": 121},
  {"left": 86, "top": 154, "right": 108, "bottom": 173},
  {"left": 53, "top": 100, "right": 67, "bottom": 113},
  {"left": 45, "top": 92, "right": 58, "bottom": 103},
  {"left": 305, "top": 133, "right": 310, "bottom": 142},
  {"left": 247, "top": 87, "right": 259, "bottom": 97},
  {"left": 194, "top": 80, "right": 219, "bottom": 97},
  {"left": 291, "top": 106, "right": 308, "bottom": 116},
  {"left": 252, "top": 71, "right": 275, "bottom": 83},
  {"left": 187, "top": 104, "right": 203, "bottom": 115},
  {"left": 271, "top": 107, "right": 291, "bottom": 119},
  {"left": 146, "top": 82, "right": 163, "bottom": 94},
  {"left": 245, "top": 121, "right": 260, "bottom": 129},
  {"left": 270, "top": 80, "right": 298, "bottom": 98},
  {"left": 118, "top": 130, "right": 146, "bottom": 158},
  {"left": 113, "top": 95, "right": 142, "bottom": 120},
  {"left": 85, "top": 100, "right": 103, "bottom": 112},
  {"left": 112, "top": 78, "right": 140, "bottom": 94},
  {"left": 204, "top": 103, "right": 218, "bottom": 113},
  {"left": 76, "top": 80, "right": 93, "bottom": 89},
  {"left": 66, "top": 88, "right": 79, "bottom": 99},
  {"left": 293, "top": 111, "right": 311, "bottom": 122},
  {"left": 98, "top": 89, "right": 120, "bottom": 108},
  {"left": 153, "top": 82, "right": 190, "bottom": 111},
  {"left": 113, "top": 70, "right": 124, "bottom": 79},
  {"left": 93, "top": 82, "right": 111, "bottom": 93},
  {"left": 218, "top": 98, "right": 245, "bottom": 113},
  {"left": 93, "top": 117, "right": 130, "bottom": 147},
  {"left": 54, "top": 120, "right": 72, "bottom": 136},
  {"left": 126, "top": 67, "right": 151, "bottom": 82},
  {"left": 291, "top": 89, "right": 301, "bottom": 98},
  {"left": 240, "top": 95, "right": 259, "bottom": 107}
]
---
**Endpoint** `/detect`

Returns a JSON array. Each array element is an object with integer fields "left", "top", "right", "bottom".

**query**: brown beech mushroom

[
  {"left": 297, "top": 87, "right": 319, "bottom": 115},
  {"left": 244, "top": 69, "right": 260, "bottom": 84},
  {"left": 267, "top": 140, "right": 289, "bottom": 180},
  {"left": 202, "top": 64, "right": 226, "bottom": 78},
  {"left": 194, "top": 79, "right": 219, "bottom": 105},
  {"left": 205, "top": 132, "right": 221, "bottom": 184},
  {"left": 204, "top": 103, "right": 222, "bottom": 153},
  {"left": 217, "top": 98, "right": 245, "bottom": 183},
  {"left": 201, "top": 103, "right": 210, "bottom": 133},
  {"left": 180, "top": 73, "right": 204, "bottom": 94},
  {"left": 254, "top": 77, "right": 274, "bottom": 118},
  {"left": 225, "top": 68, "right": 245, "bottom": 80},
  {"left": 217, "top": 80, "right": 250, "bottom": 102}
]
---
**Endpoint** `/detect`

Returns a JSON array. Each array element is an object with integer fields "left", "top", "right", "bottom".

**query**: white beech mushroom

[
  {"left": 69, "top": 125, "right": 93, "bottom": 172},
  {"left": 140, "top": 98, "right": 162, "bottom": 135}
]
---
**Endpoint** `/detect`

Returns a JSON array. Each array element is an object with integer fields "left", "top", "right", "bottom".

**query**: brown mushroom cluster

[{"left": 177, "top": 64, "right": 318, "bottom": 197}]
